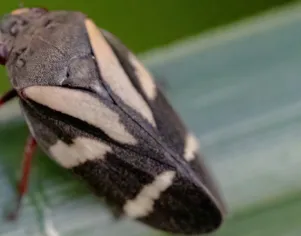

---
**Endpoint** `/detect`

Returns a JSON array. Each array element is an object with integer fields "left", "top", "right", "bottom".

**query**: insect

[{"left": 0, "top": 7, "right": 226, "bottom": 235}]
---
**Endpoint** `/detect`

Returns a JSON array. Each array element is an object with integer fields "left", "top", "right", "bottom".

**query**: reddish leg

[
  {"left": 7, "top": 136, "right": 37, "bottom": 220},
  {"left": 0, "top": 89, "right": 17, "bottom": 106}
]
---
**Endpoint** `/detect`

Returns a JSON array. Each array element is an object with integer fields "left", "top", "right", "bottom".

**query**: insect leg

[
  {"left": 0, "top": 89, "right": 17, "bottom": 106},
  {"left": 7, "top": 135, "right": 37, "bottom": 220}
]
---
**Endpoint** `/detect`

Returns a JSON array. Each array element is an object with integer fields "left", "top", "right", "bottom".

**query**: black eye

[{"left": 0, "top": 43, "right": 9, "bottom": 65}]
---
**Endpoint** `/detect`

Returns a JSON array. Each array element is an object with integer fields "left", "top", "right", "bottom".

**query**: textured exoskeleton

[{"left": 0, "top": 8, "right": 226, "bottom": 235}]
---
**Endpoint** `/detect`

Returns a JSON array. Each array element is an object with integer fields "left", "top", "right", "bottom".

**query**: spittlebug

[{"left": 0, "top": 7, "right": 226, "bottom": 235}]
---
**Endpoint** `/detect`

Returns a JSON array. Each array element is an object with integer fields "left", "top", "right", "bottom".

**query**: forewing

[
  {"left": 20, "top": 86, "right": 222, "bottom": 234},
  {"left": 15, "top": 15, "right": 225, "bottom": 234},
  {"left": 99, "top": 26, "right": 226, "bottom": 211}
]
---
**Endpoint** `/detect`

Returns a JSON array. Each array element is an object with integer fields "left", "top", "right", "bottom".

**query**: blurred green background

[{"left": 1, "top": 0, "right": 301, "bottom": 236}]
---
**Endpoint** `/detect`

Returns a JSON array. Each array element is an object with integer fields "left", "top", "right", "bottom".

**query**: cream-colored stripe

[
  {"left": 24, "top": 86, "right": 137, "bottom": 145},
  {"left": 11, "top": 8, "right": 30, "bottom": 15},
  {"left": 128, "top": 53, "right": 157, "bottom": 100},
  {"left": 124, "top": 171, "right": 176, "bottom": 218},
  {"left": 184, "top": 133, "right": 199, "bottom": 161},
  {"left": 49, "top": 137, "right": 111, "bottom": 168},
  {"left": 85, "top": 19, "right": 156, "bottom": 127}
]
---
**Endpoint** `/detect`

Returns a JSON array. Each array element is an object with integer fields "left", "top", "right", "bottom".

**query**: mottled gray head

[
  {"left": 0, "top": 7, "right": 89, "bottom": 90},
  {"left": 0, "top": 8, "right": 48, "bottom": 65}
]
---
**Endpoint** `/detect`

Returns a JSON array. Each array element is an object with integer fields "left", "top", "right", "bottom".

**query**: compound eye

[{"left": 0, "top": 43, "right": 9, "bottom": 65}]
